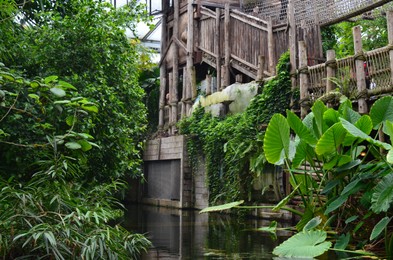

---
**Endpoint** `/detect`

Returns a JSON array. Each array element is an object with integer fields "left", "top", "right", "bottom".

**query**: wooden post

[
  {"left": 186, "top": 0, "right": 195, "bottom": 116},
  {"left": 206, "top": 74, "right": 212, "bottom": 95},
  {"left": 256, "top": 55, "right": 265, "bottom": 81},
  {"left": 267, "top": 16, "right": 275, "bottom": 75},
  {"left": 299, "top": 41, "right": 309, "bottom": 119},
  {"left": 223, "top": 3, "right": 231, "bottom": 87},
  {"left": 181, "top": 67, "right": 187, "bottom": 118},
  {"left": 326, "top": 50, "right": 336, "bottom": 93},
  {"left": 288, "top": 0, "right": 297, "bottom": 110},
  {"left": 171, "top": 0, "right": 180, "bottom": 133},
  {"left": 168, "top": 71, "right": 173, "bottom": 132},
  {"left": 215, "top": 8, "right": 221, "bottom": 90},
  {"left": 158, "top": 1, "right": 168, "bottom": 130},
  {"left": 388, "top": 11, "right": 393, "bottom": 86},
  {"left": 353, "top": 25, "right": 368, "bottom": 114}
]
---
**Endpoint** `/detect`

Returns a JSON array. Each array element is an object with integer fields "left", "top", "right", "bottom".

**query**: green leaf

[
  {"left": 45, "top": 75, "right": 58, "bottom": 84},
  {"left": 53, "top": 100, "right": 71, "bottom": 104},
  {"left": 345, "top": 215, "right": 358, "bottom": 224},
  {"left": 82, "top": 104, "right": 99, "bottom": 113},
  {"left": 50, "top": 87, "right": 66, "bottom": 97},
  {"left": 325, "top": 195, "right": 348, "bottom": 215},
  {"left": 66, "top": 116, "right": 76, "bottom": 126},
  {"left": 273, "top": 230, "right": 332, "bottom": 258},
  {"left": 28, "top": 94, "right": 40, "bottom": 100},
  {"left": 370, "top": 96, "right": 393, "bottom": 129},
  {"left": 272, "top": 184, "right": 300, "bottom": 212},
  {"left": 315, "top": 122, "right": 346, "bottom": 155},
  {"left": 341, "top": 118, "right": 392, "bottom": 150},
  {"left": 334, "top": 233, "right": 350, "bottom": 250},
  {"left": 342, "top": 105, "right": 361, "bottom": 124},
  {"left": 387, "top": 149, "right": 393, "bottom": 164},
  {"left": 355, "top": 115, "right": 373, "bottom": 135},
  {"left": 322, "top": 179, "right": 340, "bottom": 195},
  {"left": 199, "top": 200, "right": 244, "bottom": 213},
  {"left": 341, "top": 179, "right": 361, "bottom": 196},
  {"left": 58, "top": 80, "right": 77, "bottom": 90},
  {"left": 370, "top": 217, "right": 391, "bottom": 240},
  {"left": 371, "top": 173, "right": 393, "bottom": 213},
  {"left": 303, "top": 216, "right": 322, "bottom": 231},
  {"left": 311, "top": 100, "right": 328, "bottom": 137},
  {"left": 290, "top": 174, "right": 318, "bottom": 197},
  {"left": 257, "top": 221, "right": 277, "bottom": 234},
  {"left": 263, "top": 114, "right": 290, "bottom": 164},
  {"left": 287, "top": 110, "right": 317, "bottom": 145},
  {"left": 65, "top": 142, "right": 82, "bottom": 150},
  {"left": 78, "top": 140, "right": 93, "bottom": 151},
  {"left": 323, "top": 108, "right": 341, "bottom": 127}
]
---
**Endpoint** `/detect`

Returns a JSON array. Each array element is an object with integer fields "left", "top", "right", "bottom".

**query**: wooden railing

[
  {"left": 197, "top": 5, "right": 288, "bottom": 87},
  {"left": 298, "top": 11, "right": 393, "bottom": 116}
]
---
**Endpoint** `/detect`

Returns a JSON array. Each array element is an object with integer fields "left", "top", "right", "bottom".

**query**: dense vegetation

[
  {"left": 0, "top": 0, "right": 152, "bottom": 258},
  {"left": 179, "top": 52, "right": 294, "bottom": 204}
]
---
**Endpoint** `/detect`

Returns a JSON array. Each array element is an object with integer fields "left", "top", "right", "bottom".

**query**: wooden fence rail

[{"left": 299, "top": 10, "right": 393, "bottom": 116}]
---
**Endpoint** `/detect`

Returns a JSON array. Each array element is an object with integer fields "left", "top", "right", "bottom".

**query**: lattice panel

[
  {"left": 366, "top": 46, "right": 392, "bottom": 91},
  {"left": 242, "top": 0, "right": 393, "bottom": 26},
  {"left": 309, "top": 64, "right": 326, "bottom": 99}
]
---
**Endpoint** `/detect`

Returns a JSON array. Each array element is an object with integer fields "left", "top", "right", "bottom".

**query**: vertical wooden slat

[
  {"left": 159, "top": 0, "right": 168, "bottom": 130},
  {"left": 215, "top": 8, "right": 221, "bottom": 90},
  {"left": 171, "top": 0, "right": 180, "bottom": 133},
  {"left": 288, "top": 0, "right": 297, "bottom": 109},
  {"left": 224, "top": 3, "right": 231, "bottom": 87},
  {"left": 353, "top": 25, "right": 368, "bottom": 114},
  {"left": 186, "top": 0, "right": 195, "bottom": 115},
  {"left": 267, "top": 16, "right": 275, "bottom": 75}
]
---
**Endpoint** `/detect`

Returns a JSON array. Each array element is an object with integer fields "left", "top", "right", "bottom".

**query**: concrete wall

[{"left": 143, "top": 135, "right": 205, "bottom": 209}]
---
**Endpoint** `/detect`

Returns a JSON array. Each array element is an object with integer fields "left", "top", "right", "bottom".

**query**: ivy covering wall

[{"left": 179, "top": 52, "right": 294, "bottom": 204}]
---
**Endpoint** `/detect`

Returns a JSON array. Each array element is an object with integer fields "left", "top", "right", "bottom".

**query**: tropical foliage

[{"left": 179, "top": 52, "right": 293, "bottom": 204}]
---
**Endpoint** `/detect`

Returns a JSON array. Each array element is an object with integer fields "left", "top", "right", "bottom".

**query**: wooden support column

[
  {"left": 171, "top": 0, "right": 180, "bottom": 134},
  {"left": 223, "top": 3, "right": 231, "bottom": 87},
  {"left": 215, "top": 8, "right": 221, "bottom": 90},
  {"left": 158, "top": 2, "right": 168, "bottom": 130},
  {"left": 256, "top": 55, "right": 265, "bottom": 81},
  {"left": 288, "top": 0, "right": 297, "bottom": 110},
  {"left": 168, "top": 71, "right": 173, "bottom": 131},
  {"left": 388, "top": 11, "right": 393, "bottom": 86},
  {"left": 326, "top": 50, "right": 336, "bottom": 93},
  {"left": 353, "top": 26, "right": 368, "bottom": 114},
  {"left": 299, "top": 41, "right": 309, "bottom": 119},
  {"left": 267, "top": 16, "right": 275, "bottom": 75},
  {"left": 181, "top": 67, "right": 187, "bottom": 118},
  {"left": 186, "top": 0, "right": 195, "bottom": 115}
]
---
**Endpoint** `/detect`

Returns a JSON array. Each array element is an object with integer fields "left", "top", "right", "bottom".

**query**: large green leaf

[
  {"left": 199, "top": 200, "right": 244, "bottom": 213},
  {"left": 323, "top": 108, "right": 340, "bottom": 127},
  {"left": 340, "top": 118, "right": 392, "bottom": 150},
  {"left": 325, "top": 195, "right": 348, "bottom": 215},
  {"left": 370, "top": 96, "right": 393, "bottom": 129},
  {"left": 334, "top": 233, "right": 350, "bottom": 250},
  {"left": 263, "top": 114, "right": 290, "bottom": 164},
  {"left": 292, "top": 140, "right": 316, "bottom": 169},
  {"left": 290, "top": 174, "right": 318, "bottom": 197},
  {"left": 272, "top": 184, "right": 300, "bottom": 212},
  {"left": 287, "top": 110, "right": 317, "bottom": 146},
  {"left": 315, "top": 122, "right": 346, "bottom": 155},
  {"left": 355, "top": 115, "right": 373, "bottom": 135},
  {"left": 273, "top": 230, "right": 332, "bottom": 258},
  {"left": 371, "top": 174, "right": 393, "bottom": 213},
  {"left": 370, "top": 217, "right": 391, "bottom": 240},
  {"left": 303, "top": 216, "right": 322, "bottom": 231},
  {"left": 311, "top": 100, "right": 328, "bottom": 138},
  {"left": 342, "top": 105, "right": 361, "bottom": 124}
]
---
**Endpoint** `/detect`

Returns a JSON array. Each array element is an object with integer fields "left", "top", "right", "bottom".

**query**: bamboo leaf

[{"left": 370, "top": 217, "right": 390, "bottom": 240}]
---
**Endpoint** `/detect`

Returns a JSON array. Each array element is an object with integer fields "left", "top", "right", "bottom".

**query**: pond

[{"left": 122, "top": 204, "right": 294, "bottom": 259}]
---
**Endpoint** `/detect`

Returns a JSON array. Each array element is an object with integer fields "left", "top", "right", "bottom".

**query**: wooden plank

[
  {"left": 230, "top": 13, "right": 267, "bottom": 31},
  {"left": 231, "top": 53, "right": 258, "bottom": 70},
  {"left": 231, "top": 62, "right": 257, "bottom": 79},
  {"left": 224, "top": 3, "right": 231, "bottom": 87},
  {"left": 200, "top": 6, "right": 216, "bottom": 18},
  {"left": 215, "top": 8, "right": 221, "bottom": 90},
  {"left": 231, "top": 9, "right": 268, "bottom": 26}
]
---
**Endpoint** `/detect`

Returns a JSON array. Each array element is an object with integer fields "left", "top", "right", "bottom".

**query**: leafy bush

[{"left": 0, "top": 65, "right": 150, "bottom": 259}]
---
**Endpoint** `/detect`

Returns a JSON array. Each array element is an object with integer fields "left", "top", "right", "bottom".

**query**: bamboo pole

[
  {"left": 267, "top": 16, "right": 275, "bottom": 75},
  {"left": 299, "top": 41, "right": 309, "bottom": 119},
  {"left": 353, "top": 25, "right": 368, "bottom": 114},
  {"left": 215, "top": 8, "right": 221, "bottom": 90},
  {"left": 387, "top": 11, "right": 393, "bottom": 86},
  {"left": 223, "top": 3, "right": 231, "bottom": 87}
]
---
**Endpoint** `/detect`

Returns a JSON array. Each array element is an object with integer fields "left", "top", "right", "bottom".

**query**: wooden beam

[
  {"left": 267, "top": 16, "right": 275, "bottom": 75},
  {"left": 387, "top": 11, "right": 393, "bottom": 87},
  {"left": 326, "top": 50, "right": 336, "bottom": 93},
  {"left": 353, "top": 26, "right": 368, "bottom": 114},
  {"left": 224, "top": 3, "right": 231, "bottom": 87},
  {"left": 215, "top": 7, "right": 222, "bottom": 90},
  {"left": 299, "top": 41, "right": 309, "bottom": 119}
]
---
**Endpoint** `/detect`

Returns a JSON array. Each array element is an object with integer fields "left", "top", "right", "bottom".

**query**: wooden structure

[
  {"left": 299, "top": 10, "right": 393, "bottom": 116},
  {"left": 157, "top": 0, "right": 393, "bottom": 134}
]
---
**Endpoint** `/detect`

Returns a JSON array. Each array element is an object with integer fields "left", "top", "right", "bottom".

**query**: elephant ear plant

[{"left": 263, "top": 96, "right": 393, "bottom": 258}]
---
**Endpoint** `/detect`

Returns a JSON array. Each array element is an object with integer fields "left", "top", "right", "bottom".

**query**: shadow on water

[{"left": 122, "top": 204, "right": 294, "bottom": 259}]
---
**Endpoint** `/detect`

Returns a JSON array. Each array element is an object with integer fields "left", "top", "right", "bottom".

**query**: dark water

[{"left": 122, "top": 204, "right": 294, "bottom": 259}]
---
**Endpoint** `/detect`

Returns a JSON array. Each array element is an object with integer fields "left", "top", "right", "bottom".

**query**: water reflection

[{"left": 122, "top": 204, "right": 293, "bottom": 259}]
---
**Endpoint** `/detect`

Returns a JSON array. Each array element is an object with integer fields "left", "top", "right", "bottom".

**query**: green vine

[{"left": 179, "top": 51, "right": 293, "bottom": 205}]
